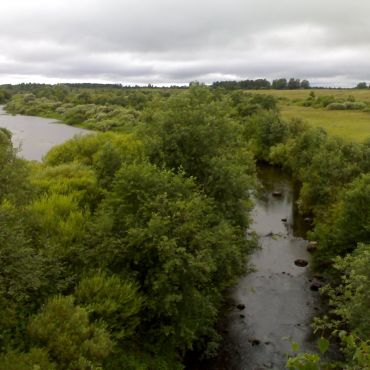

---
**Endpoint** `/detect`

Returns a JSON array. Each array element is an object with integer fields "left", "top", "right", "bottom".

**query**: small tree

[
  {"left": 356, "top": 82, "right": 368, "bottom": 89},
  {"left": 300, "top": 80, "right": 311, "bottom": 89}
]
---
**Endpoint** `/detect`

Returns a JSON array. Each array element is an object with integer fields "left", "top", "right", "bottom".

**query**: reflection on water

[{"left": 0, "top": 106, "right": 90, "bottom": 161}]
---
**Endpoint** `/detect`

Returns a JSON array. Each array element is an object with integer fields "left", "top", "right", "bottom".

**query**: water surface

[
  {"left": 190, "top": 166, "right": 320, "bottom": 370},
  {"left": 0, "top": 106, "right": 90, "bottom": 161}
]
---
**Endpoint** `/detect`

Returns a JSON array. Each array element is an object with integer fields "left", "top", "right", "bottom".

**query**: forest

[{"left": 0, "top": 83, "right": 369, "bottom": 369}]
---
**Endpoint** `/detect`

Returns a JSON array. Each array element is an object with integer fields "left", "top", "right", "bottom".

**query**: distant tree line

[{"left": 212, "top": 78, "right": 310, "bottom": 90}]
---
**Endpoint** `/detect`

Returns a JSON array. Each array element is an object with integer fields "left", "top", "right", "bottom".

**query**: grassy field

[
  {"left": 249, "top": 89, "right": 370, "bottom": 142},
  {"left": 280, "top": 105, "right": 370, "bottom": 142},
  {"left": 249, "top": 88, "right": 370, "bottom": 102}
]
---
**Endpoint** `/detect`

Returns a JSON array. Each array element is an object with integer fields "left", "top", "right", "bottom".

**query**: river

[
  {"left": 0, "top": 106, "right": 89, "bottom": 161},
  {"left": 189, "top": 165, "right": 321, "bottom": 370},
  {"left": 0, "top": 107, "right": 321, "bottom": 369}
]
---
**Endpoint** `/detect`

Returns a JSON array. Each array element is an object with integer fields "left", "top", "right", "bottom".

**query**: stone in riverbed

[
  {"left": 236, "top": 303, "right": 245, "bottom": 310},
  {"left": 248, "top": 338, "right": 261, "bottom": 346},
  {"left": 310, "top": 281, "right": 322, "bottom": 291},
  {"left": 306, "top": 241, "right": 318, "bottom": 253},
  {"left": 272, "top": 191, "right": 282, "bottom": 197},
  {"left": 281, "top": 217, "right": 287, "bottom": 222},
  {"left": 294, "top": 259, "right": 308, "bottom": 267}
]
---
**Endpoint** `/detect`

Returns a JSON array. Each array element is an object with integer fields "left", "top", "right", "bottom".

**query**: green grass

[
  {"left": 247, "top": 89, "right": 370, "bottom": 142},
  {"left": 249, "top": 88, "right": 370, "bottom": 103},
  {"left": 280, "top": 105, "right": 370, "bottom": 142}
]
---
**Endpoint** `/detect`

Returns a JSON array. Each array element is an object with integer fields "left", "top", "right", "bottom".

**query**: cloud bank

[{"left": 1, "top": 0, "right": 369, "bottom": 86}]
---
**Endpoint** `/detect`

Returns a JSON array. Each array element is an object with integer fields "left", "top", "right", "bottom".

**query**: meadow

[{"left": 249, "top": 89, "right": 370, "bottom": 142}]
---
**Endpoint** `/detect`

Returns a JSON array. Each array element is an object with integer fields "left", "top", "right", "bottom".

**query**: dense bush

[{"left": 302, "top": 93, "right": 369, "bottom": 111}]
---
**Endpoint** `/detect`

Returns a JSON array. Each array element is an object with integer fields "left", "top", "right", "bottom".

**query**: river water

[
  {"left": 0, "top": 106, "right": 89, "bottom": 161},
  {"left": 190, "top": 166, "right": 320, "bottom": 370}
]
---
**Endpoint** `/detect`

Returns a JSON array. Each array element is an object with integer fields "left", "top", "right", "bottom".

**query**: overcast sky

[{"left": 1, "top": 0, "right": 369, "bottom": 86}]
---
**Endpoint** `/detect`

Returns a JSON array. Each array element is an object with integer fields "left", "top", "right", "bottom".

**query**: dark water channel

[
  {"left": 0, "top": 106, "right": 89, "bottom": 161},
  {"left": 190, "top": 165, "right": 321, "bottom": 370}
]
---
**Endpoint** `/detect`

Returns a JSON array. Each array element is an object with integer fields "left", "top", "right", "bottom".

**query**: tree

[
  {"left": 272, "top": 78, "right": 288, "bottom": 89},
  {"left": 356, "top": 82, "right": 368, "bottom": 89},
  {"left": 288, "top": 78, "right": 301, "bottom": 89},
  {"left": 86, "top": 162, "right": 254, "bottom": 356},
  {"left": 141, "top": 85, "right": 255, "bottom": 227},
  {"left": 313, "top": 173, "right": 370, "bottom": 263},
  {"left": 300, "top": 80, "right": 310, "bottom": 89}
]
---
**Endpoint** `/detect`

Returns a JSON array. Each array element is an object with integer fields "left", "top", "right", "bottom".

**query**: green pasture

[
  {"left": 248, "top": 89, "right": 370, "bottom": 142},
  {"left": 249, "top": 88, "right": 370, "bottom": 103},
  {"left": 280, "top": 104, "right": 370, "bottom": 142}
]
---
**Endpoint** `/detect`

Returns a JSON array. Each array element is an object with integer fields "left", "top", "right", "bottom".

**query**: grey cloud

[{"left": 1, "top": 0, "right": 370, "bottom": 85}]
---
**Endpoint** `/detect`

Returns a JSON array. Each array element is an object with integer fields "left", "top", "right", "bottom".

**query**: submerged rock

[
  {"left": 310, "top": 281, "right": 322, "bottom": 291},
  {"left": 272, "top": 191, "right": 282, "bottom": 197},
  {"left": 248, "top": 338, "right": 261, "bottom": 346},
  {"left": 294, "top": 259, "right": 308, "bottom": 267}
]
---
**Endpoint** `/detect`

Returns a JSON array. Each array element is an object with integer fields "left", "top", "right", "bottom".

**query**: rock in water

[
  {"left": 272, "top": 191, "right": 282, "bottom": 197},
  {"left": 310, "top": 281, "right": 322, "bottom": 291},
  {"left": 248, "top": 338, "right": 261, "bottom": 346},
  {"left": 236, "top": 303, "right": 245, "bottom": 310},
  {"left": 294, "top": 259, "right": 308, "bottom": 267}
]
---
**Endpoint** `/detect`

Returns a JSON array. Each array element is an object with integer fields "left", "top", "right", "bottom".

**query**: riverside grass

[{"left": 249, "top": 89, "right": 370, "bottom": 142}]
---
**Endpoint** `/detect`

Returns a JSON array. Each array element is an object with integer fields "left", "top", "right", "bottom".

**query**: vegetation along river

[{"left": 0, "top": 108, "right": 322, "bottom": 369}]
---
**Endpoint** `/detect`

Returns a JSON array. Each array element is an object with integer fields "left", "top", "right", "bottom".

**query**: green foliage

[
  {"left": 312, "top": 175, "right": 370, "bottom": 263},
  {"left": 326, "top": 101, "right": 367, "bottom": 111},
  {"left": 0, "top": 348, "right": 56, "bottom": 370},
  {"left": 286, "top": 338, "right": 333, "bottom": 370},
  {"left": 356, "top": 82, "right": 368, "bottom": 89},
  {"left": 141, "top": 85, "right": 256, "bottom": 227},
  {"left": 74, "top": 272, "right": 143, "bottom": 341},
  {"left": 28, "top": 295, "right": 113, "bottom": 369},
  {"left": 321, "top": 244, "right": 370, "bottom": 338},
  {"left": 269, "top": 121, "right": 369, "bottom": 214},
  {"left": 302, "top": 93, "right": 369, "bottom": 112},
  {"left": 6, "top": 93, "right": 61, "bottom": 117},
  {"left": 87, "top": 161, "right": 254, "bottom": 356},
  {"left": 30, "top": 162, "right": 101, "bottom": 209},
  {"left": 0, "top": 202, "right": 47, "bottom": 348},
  {"left": 0, "top": 128, "right": 32, "bottom": 204},
  {"left": 244, "top": 111, "right": 290, "bottom": 160},
  {"left": 308, "top": 245, "right": 370, "bottom": 369},
  {"left": 44, "top": 132, "right": 145, "bottom": 189}
]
